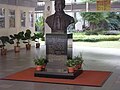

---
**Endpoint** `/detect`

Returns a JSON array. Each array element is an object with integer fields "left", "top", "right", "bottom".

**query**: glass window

[
  {"left": 9, "top": 9, "right": 15, "bottom": 28},
  {"left": 35, "top": 12, "right": 44, "bottom": 32},
  {"left": 35, "top": 12, "right": 43, "bottom": 20},
  {"left": 65, "top": 0, "right": 84, "bottom": 4},
  {"left": 29, "top": 12, "right": 34, "bottom": 27},
  {"left": 0, "top": 8, "right": 5, "bottom": 28},
  {"left": 75, "top": 0, "right": 84, "bottom": 3},
  {"left": 37, "top": 1, "right": 45, "bottom": 6},
  {"left": 21, "top": 11, "right": 26, "bottom": 27},
  {"left": 65, "top": 0, "right": 73, "bottom": 4}
]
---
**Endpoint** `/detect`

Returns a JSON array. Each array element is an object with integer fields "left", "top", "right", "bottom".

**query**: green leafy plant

[
  {"left": 73, "top": 33, "right": 120, "bottom": 42},
  {"left": 23, "top": 29, "right": 32, "bottom": 44},
  {"left": 31, "top": 32, "right": 43, "bottom": 42},
  {"left": 81, "top": 12, "right": 105, "bottom": 30},
  {"left": 0, "top": 36, "right": 14, "bottom": 49},
  {"left": 66, "top": 59, "right": 76, "bottom": 67},
  {"left": 10, "top": 31, "right": 24, "bottom": 47},
  {"left": 34, "top": 57, "right": 46, "bottom": 66},
  {"left": 73, "top": 52, "right": 84, "bottom": 65},
  {"left": 35, "top": 16, "right": 44, "bottom": 32}
]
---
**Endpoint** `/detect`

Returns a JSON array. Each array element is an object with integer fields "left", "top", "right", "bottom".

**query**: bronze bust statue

[{"left": 46, "top": 0, "right": 74, "bottom": 34}]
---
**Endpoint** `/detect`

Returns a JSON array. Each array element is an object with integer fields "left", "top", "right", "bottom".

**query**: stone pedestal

[
  {"left": 34, "top": 34, "right": 82, "bottom": 79},
  {"left": 34, "top": 69, "right": 83, "bottom": 79},
  {"left": 46, "top": 34, "right": 70, "bottom": 69}
]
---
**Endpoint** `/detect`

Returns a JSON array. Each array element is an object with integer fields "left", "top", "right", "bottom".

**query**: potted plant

[
  {"left": 74, "top": 52, "right": 84, "bottom": 69},
  {"left": 31, "top": 32, "right": 43, "bottom": 48},
  {"left": 0, "top": 36, "right": 14, "bottom": 55},
  {"left": 10, "top": 31, "right": 24, "bottom": 53},
  {"left": 66, "top": 59, "right": 76, "bottom": 73},
  {"left": 33, "top": 57, "right": 46, "bottom": 71},
  {"left": 23, "top": 29, "right": 32, "bottom": 50},
  {"left": 41, "top": 34, "right": 44, "bottom": 41}
]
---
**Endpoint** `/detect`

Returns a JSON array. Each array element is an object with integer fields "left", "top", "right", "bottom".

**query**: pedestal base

[{"left": 34, "top": 69, "right": 83, "bottom": 79}]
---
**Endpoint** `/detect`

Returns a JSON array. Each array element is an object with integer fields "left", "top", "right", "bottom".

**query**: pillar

[{"left": 44, "top": 0, "right": 53, "bottom": 34}]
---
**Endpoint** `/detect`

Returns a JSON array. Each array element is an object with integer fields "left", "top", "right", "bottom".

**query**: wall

[
  {"left": 0, "top": 0, "right": 37, "bottom": 7},
  {"left": 0, "top": 4, "right": 35, "bottom": 50},
  {"left": 44, "top": 1, "right": 52, "bottom": 34}
]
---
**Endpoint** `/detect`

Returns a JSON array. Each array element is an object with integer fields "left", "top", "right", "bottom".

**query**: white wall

[
  {"left": 0, "top": 4, "right": 35, "bottom": 50},
  {"left": 44, "top": 1, "right": 52, "bottom": 34}
]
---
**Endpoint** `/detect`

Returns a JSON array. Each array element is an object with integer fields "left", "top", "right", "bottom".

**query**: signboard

[
  {"left": 97, "top": 0, "right": 104, "bottom": 11},
  {"left": 104, "top": 0, "right": 111, "bottom": 11},
  {"left": 46, "top": 34, "right": 67, "bottom": 55},
  {"left": 97, "top": 0, "right": 111, "bottom": 11}
]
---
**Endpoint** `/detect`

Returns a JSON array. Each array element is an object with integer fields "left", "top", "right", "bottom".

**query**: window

[
  {"left": 35, "top": 12, "right": 44, "bottom": 32},
  {"left": 75, "top": 0, "right": 84, "bottom": 3},
  {"left": 0, "top": 8, "right": 5, "bottom": 28},
  {"left": 29, "top": 12, "right": 34, "bottom": 27},
  {"left": 66, "top": 0, "right": 73, "bottom": 4},
  {"left": 35, "top": 12, "right": 43, "bottom": 20},
  {"left": 65, "top": 0, "right": 83, "bottom": 4},
  {"left": 9, "top": 9, "right": 15, "bottom": 28},
  {"left": 37, "top": 1, "right": 45, "bottom": 6},
  {"left": 21, "top": 11, "right": 26, "bottom": 27}
]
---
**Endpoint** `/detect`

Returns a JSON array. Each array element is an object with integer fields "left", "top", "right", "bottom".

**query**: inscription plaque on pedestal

[
  {"left": 46, "top": 34, "right": 67, "bottom": 55},
  {"left": 46, "top": 34, "right": 69, "bottom": 69}
]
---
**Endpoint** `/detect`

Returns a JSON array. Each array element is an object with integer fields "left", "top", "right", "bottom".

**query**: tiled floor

[{"left": 0, "top": 44, "right": 120, "bottom": 90}]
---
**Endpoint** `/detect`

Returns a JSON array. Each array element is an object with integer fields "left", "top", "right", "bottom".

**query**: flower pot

[
  {"left": 42, "top": 65, "right": 46, "bottom": 71},
  {"left": 14, "top": 46, "right": 20, "bottom": 53},
  {"left": 36, "top": 66, "right": 42, "bottom": 71},
  {"left": 42, "top": 64, "right": 46, "bottom": 70},
  {"left": 26, "top": 44, "right": 31, "bottom": 50},
  {"left": 67, "top": 67, "right": 74, "bottom": 73},
  {"left": 36, "top": 43, "right": 40, "bottom": 48},
  {"left": 1, "top": 49, "right": 7, "bottom": 55}
]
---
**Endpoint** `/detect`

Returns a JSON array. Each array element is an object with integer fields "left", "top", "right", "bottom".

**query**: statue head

[{"left": 55, "top": 0, "right": 65, "bottom": 12}]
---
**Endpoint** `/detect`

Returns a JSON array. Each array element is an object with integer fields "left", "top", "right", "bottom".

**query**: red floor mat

[{"left": 2, "top": 67, "right": 112, "bottom": 87}]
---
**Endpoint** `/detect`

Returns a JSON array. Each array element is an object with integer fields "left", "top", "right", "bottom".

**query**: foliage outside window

[
  {"left": 35, "top": 16, "right": 44, "bottom": 33},
  {"left": 29, "top": 12, "right": 34, "bottom": 27},
  {"left": 9, "top": 9, "right": 15, "bottom": 28},
  {"left": 0, "top": 8, "right": 5, "bottom": 28},
  {"left": 21, "top": 11, "right": 26, "bottom": 27},
  {"left": 80, "top": 12, "right": 120, "bottom": 31}
]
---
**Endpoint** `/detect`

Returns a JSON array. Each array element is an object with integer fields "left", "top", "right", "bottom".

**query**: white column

[
  {"left": 86, "top": 2, "right": 89, "bottom": 12},
  {"left": 44, "top": 1, "right": 53, "bottom": 34}
]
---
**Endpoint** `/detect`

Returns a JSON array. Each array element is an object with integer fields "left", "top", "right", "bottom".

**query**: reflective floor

[{"left": 0, "top": 44, "right": 120, "bottom": 90}]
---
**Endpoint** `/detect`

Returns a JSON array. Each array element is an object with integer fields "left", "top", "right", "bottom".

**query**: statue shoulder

[
  {"left": 46, "top": 14, "right": 55, "bottom": 23},
  {"left": 65, "top": 14, "right": 74, "bottom": 23}
]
